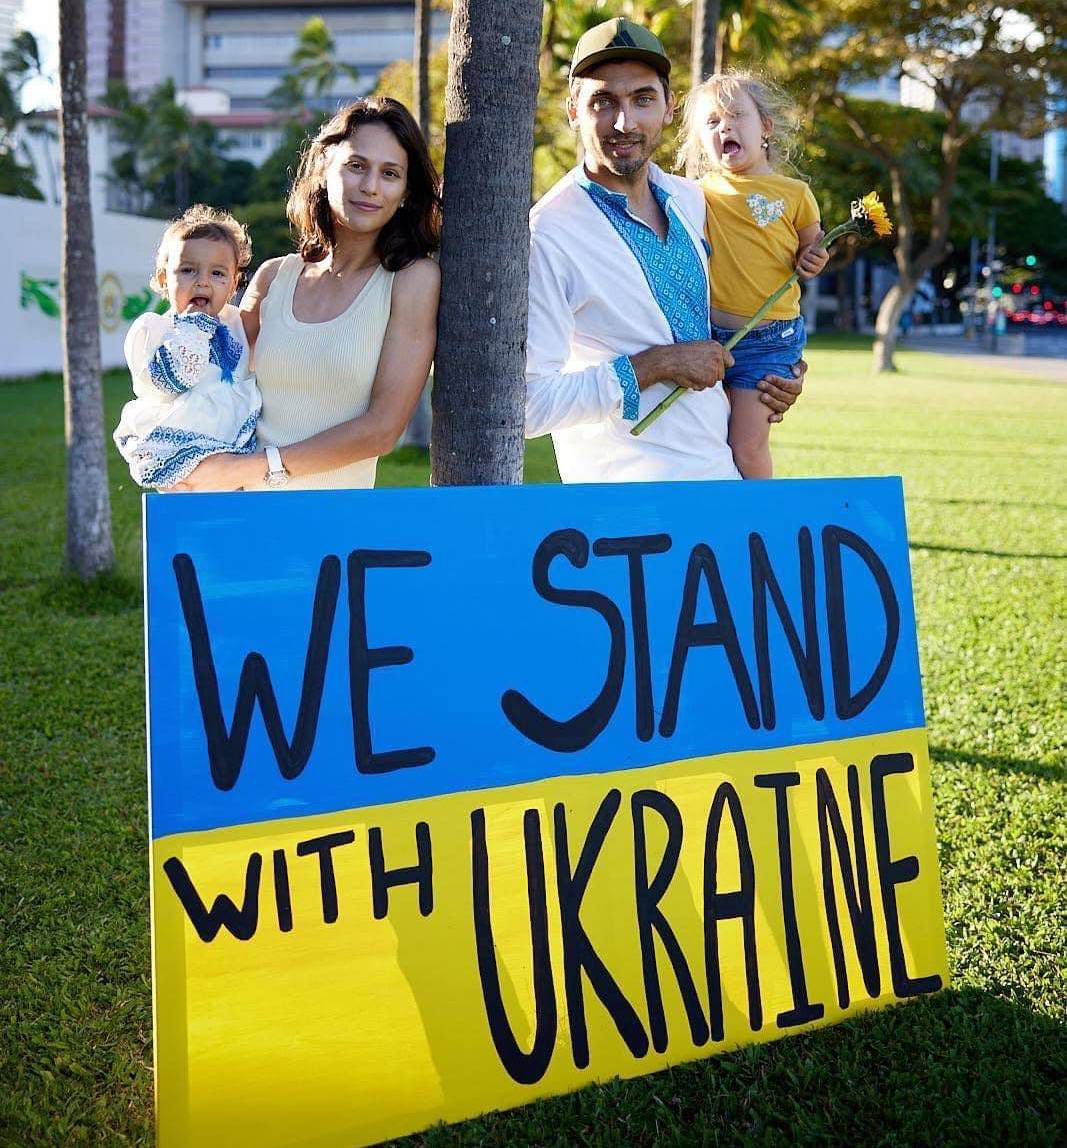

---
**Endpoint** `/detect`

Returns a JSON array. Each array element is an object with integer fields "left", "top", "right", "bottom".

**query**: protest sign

[{"left": 145, "top": 478, "right": 947, "bottom": 1148}]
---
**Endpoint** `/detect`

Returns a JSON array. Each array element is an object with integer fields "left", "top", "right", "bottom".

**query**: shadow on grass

[
  {"left": 396, "top": 989, "right": 1065, "bottom": 1147},
  {"left": 930, "top": 744, "right": 1063, "bottom": 784},
  {"left": 783, "top": 441, "right": 1049, "bottom": 460},
  {"left": 909, "top": 541, "right": 1067, "bottom": 560},
  {"left": 37, "top": 571, "right": 142, "bottom": 616},
  {"left": 909, "top": 495, "right": 1065, "bottom": 513}
]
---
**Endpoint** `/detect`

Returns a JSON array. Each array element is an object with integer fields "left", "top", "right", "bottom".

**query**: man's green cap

[{"left": 570, "top": 18, "right": 671, "bottom": 81}]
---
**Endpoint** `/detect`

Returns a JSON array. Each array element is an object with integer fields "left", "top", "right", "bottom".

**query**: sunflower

[
  {"left": 633, "top": 189, "right": 893, "bottom": 436},
  {"left": 851, "top": 191, "right": 893, "bottom": 238}
]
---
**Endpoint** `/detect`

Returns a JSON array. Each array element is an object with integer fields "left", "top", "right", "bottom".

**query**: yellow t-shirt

[{"left": 702, "top": 171, "right": 821, "bottom": 320}]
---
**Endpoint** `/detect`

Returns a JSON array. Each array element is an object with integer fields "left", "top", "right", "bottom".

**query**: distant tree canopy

[
  {"left": 104, "top": 80, "right": 257, "bottom": 217},
  {"left": 87, "top": 1, "right": 1066, "bottom": 315},
  {"left": 777, "top": 0, "right": 1067, "bottom": 367},
  {"left": 269, "top": 16, "right": 361, "bottom": 115},
  {"left": 1, "top": 30, "right": 50, "bottom": 199}
]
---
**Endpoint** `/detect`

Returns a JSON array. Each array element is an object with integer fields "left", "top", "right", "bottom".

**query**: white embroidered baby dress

[{"left": 114, "top": 304, "right": 261, "bottom": 488}]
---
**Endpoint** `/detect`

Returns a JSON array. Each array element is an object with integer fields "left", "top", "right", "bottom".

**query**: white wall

[{"left": 2, "top": 194, "right": 167, "bottom": 377}]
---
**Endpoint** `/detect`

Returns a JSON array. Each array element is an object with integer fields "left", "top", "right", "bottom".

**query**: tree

[
  {"left": 690, "top": 0, "right": 721, "bottom": 83},
  {"left": 431, "top": 0, "right": 543, "bottom": 485},
  {"left": 58, "top": 0, "right": 113, "bottom": 579},
  {"left": 413, "top": 0, "right": 433, "bottom": 137},
  {"left": 269, "top": 17, "right": 360, "bottom": 116},
  {"left": 786, "top": 0, "right": 1067, "bottom": 371},
  {"left": 106, "top": 80, "right": 234, "bottom": 215},
  {"left": 1, "top": 30, "right": 55, "bottom": 200},
  {"left": 716, "top": 0, "right": 809, "bottom": 71}
]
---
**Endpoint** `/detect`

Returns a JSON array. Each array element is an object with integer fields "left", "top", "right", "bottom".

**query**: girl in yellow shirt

[{"left": 678, "top": 72, "right": 828, "bottom": 478}]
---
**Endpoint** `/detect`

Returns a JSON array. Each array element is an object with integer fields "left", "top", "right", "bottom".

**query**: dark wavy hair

[{"left": 287, "top": 97, "right": 442, "bottom": 270}]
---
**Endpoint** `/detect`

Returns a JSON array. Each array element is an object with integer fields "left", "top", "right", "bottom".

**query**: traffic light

[
  {"left": 1030, "top": 285, "right": 1040, "bottom": 296},
  {"left": 1010, "top": 282, "right": 1022, "bottom": 294},
  {"left": 1025, "top": 254, "right": 1037, "bottom": 267},
  {"left": 992, "top": 285, "right": 1004, "bottom": 298}
]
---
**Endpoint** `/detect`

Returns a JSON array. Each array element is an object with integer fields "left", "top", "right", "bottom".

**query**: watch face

[{"left": 266, "top": 471, "right": 288, "bottom": 488}]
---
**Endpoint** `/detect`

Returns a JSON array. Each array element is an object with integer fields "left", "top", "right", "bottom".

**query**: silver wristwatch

[{"left": 264, "top": 444, "right": 290, "bottom": 488}]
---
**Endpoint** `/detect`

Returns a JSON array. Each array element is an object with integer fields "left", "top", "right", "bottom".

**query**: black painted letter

[
  {"left": 555, "top": 790, "right": 649, "bottom": 1068},
  {"left": 502, "top": 530, "right": 626, "bottom": 752},
  {"left": 593, "top": 534, "right": 672, "bottom": 742},
  {"left": 870, "top": 753, "right": 943, "bottom": 997},
  {"left": 661, "top": 544, "right": 759, "bottom": 736},
  {"left": 296, "top": 830, "right": 356, "bottom": 924},
  {"left": 348, "top": 549, "right": 435, "bottom": 774},
  {"left": 368, "top": 822, "right": 433, "bottom": 919},
  {"left": 754, "top": 771, "right": 825, "bottom": 1028},
  {"left": 750, "top": 529, "right": 823, "bottom": 729},
  {"left": 163, "top": 852, "right": 262, "bottom": 942},
  {"left": 703, "top": 783, "right": 762, "bottom": 1040},
  {"left": 174, "top": 553, "right": 341, "bottom": 791},
  {"left": 816, "top": 766, "right": 880, "bottom": 1007},
  {"left": 823, "top": 526, "right": 900, "bottom": 720},
  {"left": 471, "top": 808, "right": 557, "bottom": 1085},
  {"left": 632, "top": 789, "right": 709, "bottom": 1051}
]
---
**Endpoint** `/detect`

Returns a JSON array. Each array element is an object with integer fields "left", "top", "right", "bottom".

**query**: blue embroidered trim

[
  {"left": 174, "top": 311, "right": 219, "bottom": 336},
  {"left": 148, "top": 343, "right": 192, "bottom": 396},
  {"left": 612, "top": 355, "right": 641, "bottom": 421},
  {"left": 208, "top": 323, "right": 243, "bottom": 385},
  {"left": 126, "top": 413, "right": 258, "bottom": 488},
  {"left": 579, "top": 173, "right": 709, "bottom": 345}
]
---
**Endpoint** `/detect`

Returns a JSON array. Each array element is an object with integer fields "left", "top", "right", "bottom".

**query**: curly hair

[
  {"left": 287, "top": 97, "right": 442, "bottom": 270},
  {"left": 152, "top": 204, "right": 252, "bottom": 292},
  {"left": 676, "top": 70, "right": 803, "bottom": 177}
]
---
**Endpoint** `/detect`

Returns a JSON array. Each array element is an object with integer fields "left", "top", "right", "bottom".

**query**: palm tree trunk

[
  {"left": 430, "top": 0, "right": 542, "bottom": 486},
  {"left": 690, "top": 0, "right": 720, "bottom": 84},
  {"left": 403, "top": 0, "right": 436, "bottom": 450},
  {"left": 58, "top": 0, "right": 114, "bottom": 578},
  {"left": 413, "top": 0, "right": 432, "bottom": 138}
]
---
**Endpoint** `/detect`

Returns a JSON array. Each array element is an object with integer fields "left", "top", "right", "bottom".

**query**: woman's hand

[
  {"left": 169, "top": 451, "right": 263, "bottom": 493},
  {"left": 757, "top": 359, "right": 806, "bottom": 424}
]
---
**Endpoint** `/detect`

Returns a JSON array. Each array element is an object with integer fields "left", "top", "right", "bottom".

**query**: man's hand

[
  {"left": 630, "top": 340, "right": 735, "bottom": 392},
  {"left": 168, "top": 451, "right": 262, "bottom": 493},
  {"left": 757, "top": 359, "right": 806, "bottom": 424}
]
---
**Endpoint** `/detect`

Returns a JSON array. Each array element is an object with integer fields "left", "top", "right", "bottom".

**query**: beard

[{"left": 597, "top": 133, "right": 655, "bottom": 177}]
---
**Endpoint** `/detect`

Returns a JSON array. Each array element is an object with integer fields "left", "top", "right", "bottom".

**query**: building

[
  {"left": 0, "top": 0, "right": 21, "bottom": 58},
  {"left": 85, "top": 1, "right": 449, "bottom": 111},
  {"left": 77, "top": 0, "right": 449, "bottom": 174}
]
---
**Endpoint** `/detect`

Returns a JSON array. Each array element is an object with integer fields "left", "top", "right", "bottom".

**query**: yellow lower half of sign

[{"left": 151, "top": 729, "right": 948, "bottom": 1148}]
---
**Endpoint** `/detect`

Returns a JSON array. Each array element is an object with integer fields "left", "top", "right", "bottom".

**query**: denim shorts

[{"left": 710, "top": 315, "right": 806, "bottom": 390}]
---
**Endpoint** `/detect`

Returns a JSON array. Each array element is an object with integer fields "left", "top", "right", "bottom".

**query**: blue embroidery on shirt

[
  {"left": 578, "top": 173, "right": 709, "bottom": 346},
  {"left": 148, "top": 343, "right": 191, "bottom": 395},
  {"left": 209, "top": 323, "right": 243, "bottom": 384},
  {"left": 174, "top": 311, "right": 219, "bottom": 336},
  {"left": 611, "top": 355, "right": 641, "bottom": 421},
  {"left": 131, "top": 413, "right": 259, "bottom": 488}
]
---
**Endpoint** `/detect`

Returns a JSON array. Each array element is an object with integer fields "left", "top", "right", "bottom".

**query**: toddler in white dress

[{"left": 114, "top": 205, "right": 262, "bottom": 488}]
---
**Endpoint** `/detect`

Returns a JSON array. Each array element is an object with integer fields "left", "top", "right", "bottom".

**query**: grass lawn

[{"left": 1, "top": 335, "right": 1064, "bottom": 1146}]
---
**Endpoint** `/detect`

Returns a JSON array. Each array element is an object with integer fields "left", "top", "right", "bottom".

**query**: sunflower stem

[{"left": 629, "top": 220, "right": 861, "bottom": 437}]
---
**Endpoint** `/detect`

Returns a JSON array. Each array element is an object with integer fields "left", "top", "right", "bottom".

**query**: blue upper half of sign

[{"left": 145, "top": 478, "right": 925, "bottom": 839}]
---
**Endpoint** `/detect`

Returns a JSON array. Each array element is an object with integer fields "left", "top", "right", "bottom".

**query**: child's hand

[{"left": 796, "top": 230, "right": 828, "bottom": 279}]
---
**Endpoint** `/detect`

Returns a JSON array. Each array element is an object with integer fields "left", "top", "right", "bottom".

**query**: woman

[{"left": 175, "top": 96, "right": 441, "bottom": 491}]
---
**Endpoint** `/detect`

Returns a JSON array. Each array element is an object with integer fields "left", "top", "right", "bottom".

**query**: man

[{"left": 525, "top": 18, "right": 803, "bottom": 483}]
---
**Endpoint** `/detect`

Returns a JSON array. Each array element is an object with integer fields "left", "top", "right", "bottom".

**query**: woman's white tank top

[{"left": 250, "top": 252, "right": 394, "bottom": 490}]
